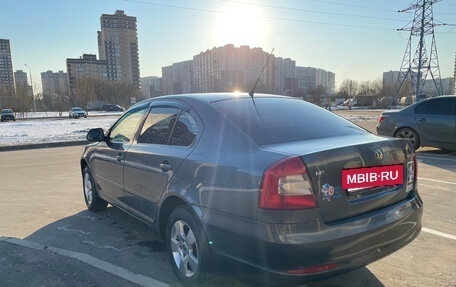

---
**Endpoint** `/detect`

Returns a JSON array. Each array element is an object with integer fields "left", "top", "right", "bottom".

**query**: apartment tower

[
  {"left": 0, "top": 39, "right": 15, "bottom": 101},
  {"left": 98, "top": 10, "right": 140, "bottom": 89}
]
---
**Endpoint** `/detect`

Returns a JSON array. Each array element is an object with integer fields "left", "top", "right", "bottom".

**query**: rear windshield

[{"left": 212, "top": 97, "right": 367, "bottom": 145}]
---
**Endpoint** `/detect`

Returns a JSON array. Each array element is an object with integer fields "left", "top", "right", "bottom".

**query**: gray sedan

[
  {"left": 376, "top": 95, "right": 456, "bottom": 150},
  {"left": 81, "top": 93, "right": 422, "bottom": 286}
]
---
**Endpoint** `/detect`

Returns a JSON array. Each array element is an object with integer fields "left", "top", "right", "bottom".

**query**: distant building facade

[
  {"left": 191, "top": 45, "right": 275, "bottom": 94},
  {"left": 41, "top": 70, "right": 69, "bottom": 98},
  {"left": 159, "top": 44, "right": 334, "bottom": 98},
  {"left": 0, "top": 39, "right": 15, "bottom": 101},
  {"left": 422, "top": 77, "right": 453, "bottom": 97},
  {"left": 66, "top": 54, "right": 107, "bottom": 99},
  {"left": 14, "top": 70, "right": 28, "bottom": 89},
  {"left": 383, "top": 70, "right": 453, "bottom": 98},
  {"left": 296, "top": 67, "right": 335, "bottom": 96},
  {"left": 274, "top": 57, "right": 296, "bottom": 95},
  {"left": 140, "top": 76, "right": 162, "bottom": 98},
  {"left": 98, "top": 10, "right": 140, "bottom": 89}
]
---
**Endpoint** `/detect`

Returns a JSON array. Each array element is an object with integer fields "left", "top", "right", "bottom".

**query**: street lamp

[{"left": 24, "top": 64, "right": 36, "bottom": 112}]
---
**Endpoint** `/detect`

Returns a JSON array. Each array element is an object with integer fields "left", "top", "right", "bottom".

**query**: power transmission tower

[{"left": 391, "top": 0, "right": 444, "bottom": 105}]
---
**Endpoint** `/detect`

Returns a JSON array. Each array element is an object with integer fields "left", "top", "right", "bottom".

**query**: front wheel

[
  {"left": 165, "top": 206, "right": 211, "bottom": 286},
  {"left": 395, "top": 127, "right": 420, "bottom": 150},
  {"left": 82, "top": 166, "right": 108, "bottom": 211}
]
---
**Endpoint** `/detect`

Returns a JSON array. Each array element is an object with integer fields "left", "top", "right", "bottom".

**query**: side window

[
  {"left": 427, "top": 98, "right": 452, "bottom": 115},
  {"left": 169, "top": 111, "right": 198, "bottom": 146},
  {"left": 414, "top": 102, "right": 428, "bottom": 114},
  {"left": 138, "top": 107, "right": 181, "bottom": 144},
  {"left": 416, "top": 98, "right": 453, "bottom": 115},
  {"left": 109, "top": 104, "right": 148, "bottom": 144}
]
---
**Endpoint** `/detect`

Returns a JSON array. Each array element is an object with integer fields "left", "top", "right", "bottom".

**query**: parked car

[
  {"left": 103, "top": 104, "right": 125, "bottom": 112},
  {"left": 69, "top": 107, "right": 87, "bottom": 119},
  {"left": 377, "top": 95, "right": 456, "bottom": 150},
  {"left": 1, "top": 109, "right": 16, "bottom": 122},
  {"left": 81, "top": 93, "right": 422, "bottom": 286}
]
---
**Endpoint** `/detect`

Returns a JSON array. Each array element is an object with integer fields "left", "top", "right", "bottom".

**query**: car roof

[
  {"left": 138, "top": 92, "right": 292, "bottom": 106},
  {"left": 402, "top": 95, "right": 456, "bottom": 109}
]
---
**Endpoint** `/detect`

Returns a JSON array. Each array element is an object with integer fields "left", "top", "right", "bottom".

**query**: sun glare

[{"left": 213, "top": 3, "right": 268, "bottom": 46}]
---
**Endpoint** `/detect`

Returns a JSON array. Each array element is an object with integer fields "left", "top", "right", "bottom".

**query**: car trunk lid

[{"left": 264, "top": 134, "right": 416, "bottom": 222}]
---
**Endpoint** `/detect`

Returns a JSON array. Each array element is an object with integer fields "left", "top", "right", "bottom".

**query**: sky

[{"left": 1, "top": 0, "right": 455, "bottom": 92}]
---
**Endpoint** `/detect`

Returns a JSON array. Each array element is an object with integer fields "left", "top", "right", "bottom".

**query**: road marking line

[
  {"left": 418, "top": 177, "right": 456, "bottom": 185},
  {"left": 422, "top": 228, "right": 456, "bottom": 241},
  {"left": 418, "top": 155, "right": 456, "bottom": 162},
  {"left": 0, "top": 237, "right": 169, "bottom": 287}
]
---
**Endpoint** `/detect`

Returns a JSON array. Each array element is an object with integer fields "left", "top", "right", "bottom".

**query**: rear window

[{"left": 212, "top": 97, "right": 367, "bottom": 145}]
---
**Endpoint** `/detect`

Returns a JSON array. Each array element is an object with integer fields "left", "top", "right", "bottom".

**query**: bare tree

[
  {"left": 308, "top": 85, "right": 327, "bottom": 106},
  {"left": 338, "top": 79, "right": 358, "bottom": 99},
  {"left": 73, "top": 78, "right": 96, "bottom": 107}
]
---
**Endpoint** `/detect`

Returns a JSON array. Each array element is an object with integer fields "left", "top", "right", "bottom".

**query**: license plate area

[{"left": 341, "top": 164, "right": 403, "bottom": 191}]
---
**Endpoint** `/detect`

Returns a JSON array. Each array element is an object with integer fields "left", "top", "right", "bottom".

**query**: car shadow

[{"left": 25, "top": 206, "right": 385, "bottom": 287}]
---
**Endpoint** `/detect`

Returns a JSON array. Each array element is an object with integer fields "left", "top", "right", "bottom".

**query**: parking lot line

[
  {"left": 418, "top": 154, "right": 456, "bottom": 162},
  {"left": 421, "top": 228, "right": 456, "bottom": 241},
  {"left": 418, "top": 177, "right": 456, "bottom": 186},
  {"left": 0, "top": 237, "right": 169, "bottom": 287}
]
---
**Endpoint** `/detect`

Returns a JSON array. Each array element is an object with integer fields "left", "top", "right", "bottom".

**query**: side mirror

[{"left": 87, "top": 128, "right": 105, "bottom": 142}]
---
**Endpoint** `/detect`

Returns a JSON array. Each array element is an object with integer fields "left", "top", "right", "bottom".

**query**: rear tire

[
  {"left": 395, "top": 127, "right": 420, "bottom": 150},
  {"left": 82, "top": 166, "right": 108, "bottom": 211},
  {"left": 165, "top": 206, "right": 211, "bottom": 286}
]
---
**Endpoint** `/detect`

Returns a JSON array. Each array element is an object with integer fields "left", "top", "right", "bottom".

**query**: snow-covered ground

[
  {"left": 0, "top": 113, "right": 120, "bottom": 146},
  {"left": 0, "top": 110, "right": 382, "bottom": 146}
]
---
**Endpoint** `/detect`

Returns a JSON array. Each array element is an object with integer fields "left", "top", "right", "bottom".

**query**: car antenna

[
  {"left": 249, "top": 47, "right": 274, "bottom": 98},
  {"left": 248, "top": 47, "right": 274, "bottom": 122}
]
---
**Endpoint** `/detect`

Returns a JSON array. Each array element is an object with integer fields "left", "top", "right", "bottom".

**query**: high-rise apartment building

[
  {"left": 296, "top": 67, "right": 335, "bottom": 95},
  {"left": 14, "top": 70, "right": 28, "bottom": 89},
  {"left": 192, "top": 44, "right": 274, "bottom": 93},
  {"left": 274, "top": 57, "right": 296, "bottom": 95},
  {"left": 140, "top": 76, "right": 162, "bottom": 98},
  {"left": 66, "top": 54, "right": 107, "bottom": 99},
  {"left": 98, "top": 10, "right": 140, "bottom": 89},
  {"left": 41, "top": 70, "right": 70, "bottom": 98},
  {"left": 160, "top": 45, "right": 334, "bottom": 98},
  {"left": 0, "top": 39, "right": 15, "bottom": 101}
]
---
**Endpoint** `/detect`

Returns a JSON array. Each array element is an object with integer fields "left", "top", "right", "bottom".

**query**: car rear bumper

[
  {"left": 201, "top": 191, "right": 423, "bottom": 281},
  {"left": 376, "top": 124, "right": 393, "bottom": 136}
]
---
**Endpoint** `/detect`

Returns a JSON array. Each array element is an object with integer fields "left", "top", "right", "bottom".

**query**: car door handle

[
  {"left": 116, "top": 153, "right": 124, "bottom": 162},
  {"left": 418, "top": 118, "right": 426, "bottom": 122},
  {"left": 160, "top": 161, "right": 172, "bottom": 172}
]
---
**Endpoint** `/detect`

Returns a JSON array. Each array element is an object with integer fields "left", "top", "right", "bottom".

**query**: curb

[
  {"left": 0, "top": 236, "right": 168, "bottom": 287},
  {"left": 0, "top": 140, "right": 88, "bottom": 152}
]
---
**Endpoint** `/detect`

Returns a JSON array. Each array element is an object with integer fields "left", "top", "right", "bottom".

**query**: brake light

[
  {"left": 378, "top": 115, "right": 386, "bottom": 123},
  {"left": 259, "top": 157, "right": 316, "bottom": 210}
]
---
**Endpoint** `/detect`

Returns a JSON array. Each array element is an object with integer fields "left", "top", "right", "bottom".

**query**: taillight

[
  {"left": 259, "top": 157, "right": 316, "bottom": 210},
  {"left": 378, "top": 115, "right": 386, "bottom": 123}
]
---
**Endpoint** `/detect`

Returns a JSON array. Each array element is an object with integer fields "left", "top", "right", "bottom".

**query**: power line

[
  {"left": 219, "top": 0, "right": 403, "bottom": 22},
  {"left": 122, "top": 0, "right": 398, "bottom": 30}
]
